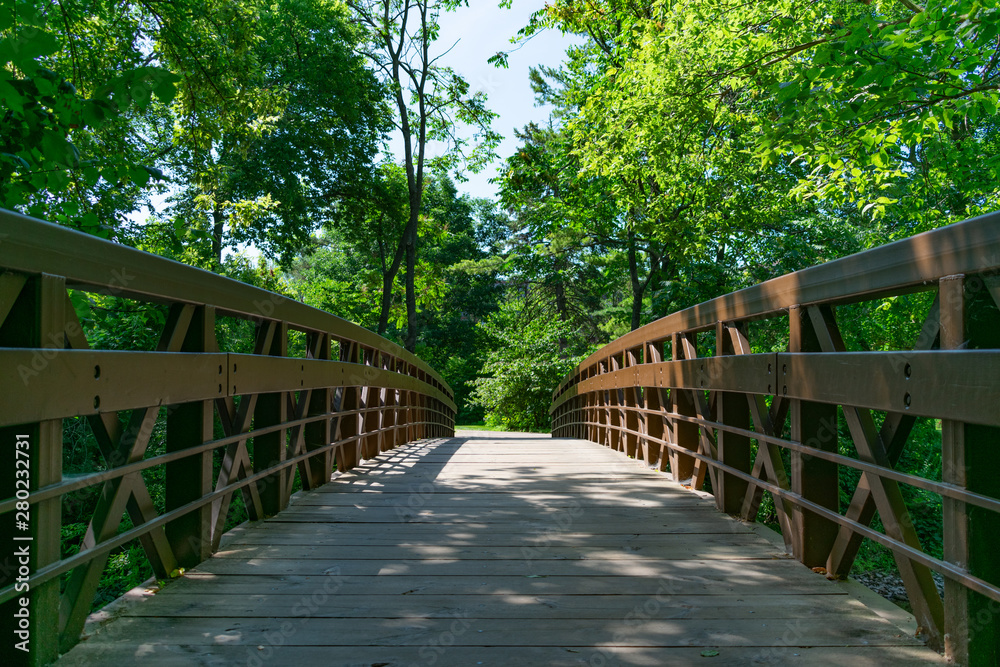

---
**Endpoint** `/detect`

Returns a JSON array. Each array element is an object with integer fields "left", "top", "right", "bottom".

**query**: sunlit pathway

[{"left": 57, "top": 431, "right": 943, "bottom": 666}]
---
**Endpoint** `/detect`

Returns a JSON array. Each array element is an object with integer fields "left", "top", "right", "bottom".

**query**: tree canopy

[{"left": 3, "top": 0, "right": 997, "bottom": 422}]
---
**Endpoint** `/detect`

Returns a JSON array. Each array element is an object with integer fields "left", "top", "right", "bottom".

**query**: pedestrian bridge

[{"left": 1, "top": 209, "right": 999, "bottom": 665}]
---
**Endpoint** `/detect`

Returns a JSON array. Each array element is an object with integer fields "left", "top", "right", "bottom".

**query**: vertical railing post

[
  {"left": 940, "top": 274, "right": 1000, "bottom": 664},
  {"left": 426, "top": 396, "right": 436, "bottom": 439},
  {"left": 644, "top": 341, "right": 669, "bottom": 473},
  {"left": 574, "top": 394, "right": 582, "bottom": 440},
  {"left": 715, "top": 322, "right": 751, "bottom": 514},
  {"left": 387, "top": 384, "right": 399, "bottom": 448},
  {"left": 381, "top": 356, "right": 396, "bottom": 452},
  {"left": 606, "top": 389, "right": 620, "bottom": 451},
  {"left": 598, "top": 362, "right": 609, "bottom": 448},
  {"left": 788, "top": 305, "right": 839, "bottom": 567},
  {"left": 574, "top": 395, "right": 583, "bottom": 440},
  {"left": 304, "top": 332, "right": 332, "bottom": 488},
  {"left": 360, "top": 349, "right": 378, "bottom": 460},
  {"left": 436, "top": 395, "right": 442, "bottom": 438},
  {"left": 396, "top": 383, "right": 409, "bottom": 447},
  {"left": 0, "top": 273, "right": 63, "bottom": 666},
  {"left": 623, "top": 350, "right": 639, "bottom": 458},
  {"left": 394, "top": 361, "right": 406, "bottom": 447},
  {"left": 670, "top": 333, "right": 699, "bottom": 483},
  {"left": 417, "top": 389, "right": 426, "bottom": 440},
  {"left": 401, "top": 386, "right": 410, "bottom": 445},
  {"left": 254, "top": 320, "right": 288, "bottom": 516},
  {"left": 376, "top": 354, "right": 387, "bottom": 452},
  {"left": 165, "top": 305, "right": 215, "bottom": 567},
  {"left": 337, "top": 342, "right": 360, "bottom": 471}
]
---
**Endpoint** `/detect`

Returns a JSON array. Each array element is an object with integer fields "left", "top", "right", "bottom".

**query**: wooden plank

[
  {"left": 55, "top": 434, "right": 943, "bottom": 667},
  {"left": 256, "top": 505, "right": 722, "bottom": 521},
  {"left": 230, "top": 354, "right": 456, "bottom": 411},
  {"left": 192, "top": 557, "right": 835, "bottom": 580},
  {"left": 294, "top": 493, "right": 708, "bottom": 506},
  {"left": 253, "top": 520, "right": 757, "bottom": 534},
  {"left": 56, "top": 615, "right": 922, "bottom": 647},
  {"left": 211, "top": 542, "right": 784, "bottom": 561},
  {"left": 780, "top": 350, "right": 1000, "bottom": 427},
  {"left": 223, "top": 528, "right": 767, "bottom": 548},
  {"left": 151, "top": 572, "right": 846, "bottom": 597},
  {"left": 56, "top": 645, "right": 945, "bottom": 667},
  {"left": 222, "top": 529, "right": 780, "bottom": 549},
  {"left": 117, "top": 592, "right": 884, "bottom": 619}
]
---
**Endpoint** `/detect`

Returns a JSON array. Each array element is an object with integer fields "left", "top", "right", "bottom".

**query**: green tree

[
  {"left": 164, "top": 0, "right": 386, "bottom": 268},
  {"left": 471, "top": 296, "right": 588, "bottom": 431},
  {"left": 347, "top": 0, "right": 500, "bottom": 348}
]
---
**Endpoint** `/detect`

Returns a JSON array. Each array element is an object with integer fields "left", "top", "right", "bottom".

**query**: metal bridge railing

[
  {"left": 550, "top": 211, "right": 1000, "bottom": 664},
  {"left": 0, "top": 209, "right": 455, "bottom": 665}
]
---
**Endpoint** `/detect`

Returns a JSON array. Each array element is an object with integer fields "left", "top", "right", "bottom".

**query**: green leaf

[
  {"left": 0, "top": 77, "right": 24, "bottom": 112},
  {"left": 777, "top": 82, "right": 800, "bottom": 102},
  {"left": 47, "top": 170, "right": 70, "bottom": 191},
  {"left": 82, "top": 166, "right": 100, "bottom": 186},
  {"left": 34, "top": 75, "right": 55, "bottom": 96},
  {"left": 152, "top": 71, "right": 180, "bottom": 104},
  {"left": 129, "top": 164, "right": 151, "bottom": 187},
  {"left": 700, "top": 650, "right": 720, "bottom": 657},
  {"left": 40, "top": 131, "right": 79, "bottom": 168},
  {"left": 80, "top": 212, "right": 100, "bottom": 229},
  {"left": 1, "top": 30, "right": 60, "bottom": 69}
]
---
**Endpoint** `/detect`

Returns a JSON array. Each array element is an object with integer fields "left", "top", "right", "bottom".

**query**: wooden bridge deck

[{"left": 57, "top": 432, "right": 944, "bottom": 666}]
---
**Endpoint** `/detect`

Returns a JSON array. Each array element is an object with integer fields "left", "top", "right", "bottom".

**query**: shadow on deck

[{"left": 56, "top": 431, "right": 944, "bottom": 666}]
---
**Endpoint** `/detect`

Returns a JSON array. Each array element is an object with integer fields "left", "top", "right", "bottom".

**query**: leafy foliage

[
  {"left": 0, "top": 1, "right": 179, "bottom": 232},
  {"left": 471, "top": 297, "right": 589, "bottom": 432}
]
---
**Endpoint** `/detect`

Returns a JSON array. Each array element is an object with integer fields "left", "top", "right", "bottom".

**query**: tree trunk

[
  {"left": 404, "top": 221, "right": 418, "bottom": 352},
  {"left": 376, "top": 231, "right": 407, "bottom": 335},
  {"left": 211, "top": 201, "right": 225, "bottom": 269},
  {"left": 376, "top": 269, "right": 396, "bottom": 335}
]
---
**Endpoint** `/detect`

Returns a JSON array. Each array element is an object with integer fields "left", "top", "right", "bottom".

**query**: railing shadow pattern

[
  {"left": 0, "top": 210, "right": 455, "bottom": 665},
  {"left": 550, "top": 211, "right": 1000, "bottom": 665}
]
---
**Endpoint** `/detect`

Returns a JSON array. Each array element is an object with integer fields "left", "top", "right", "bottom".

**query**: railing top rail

[
  {"left": 0, "top": 209, "right": 452, "bottom": 398},
  {"left": 555, "top": 210, "right": 1000, "bottom": 399}
]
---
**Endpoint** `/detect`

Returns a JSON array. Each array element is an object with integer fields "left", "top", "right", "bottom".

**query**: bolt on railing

[
  {"left": 551, "top": 211, "right": 1000, "bottom": 665},
  {"left": 0, "top": 209, "right": 455, "bottom": 665}
]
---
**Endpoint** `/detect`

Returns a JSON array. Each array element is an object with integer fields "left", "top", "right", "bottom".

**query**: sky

[{"left": 404, "top": 1, "right": 580, "bottom": 201}]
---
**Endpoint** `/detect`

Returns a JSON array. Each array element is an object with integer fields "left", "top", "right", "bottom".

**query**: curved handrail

[
  {"left": 553, "top": 210, "right": 1000, "bottom": 405},
  {"left": 0, "top": 209, "right": 452, "bottom": 397},
  {"left": 548, "top": 210, "right": 1000, "bottom": 663},
  {"left": 0, "top": 209, "right": 456, "bottom": 663}
]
